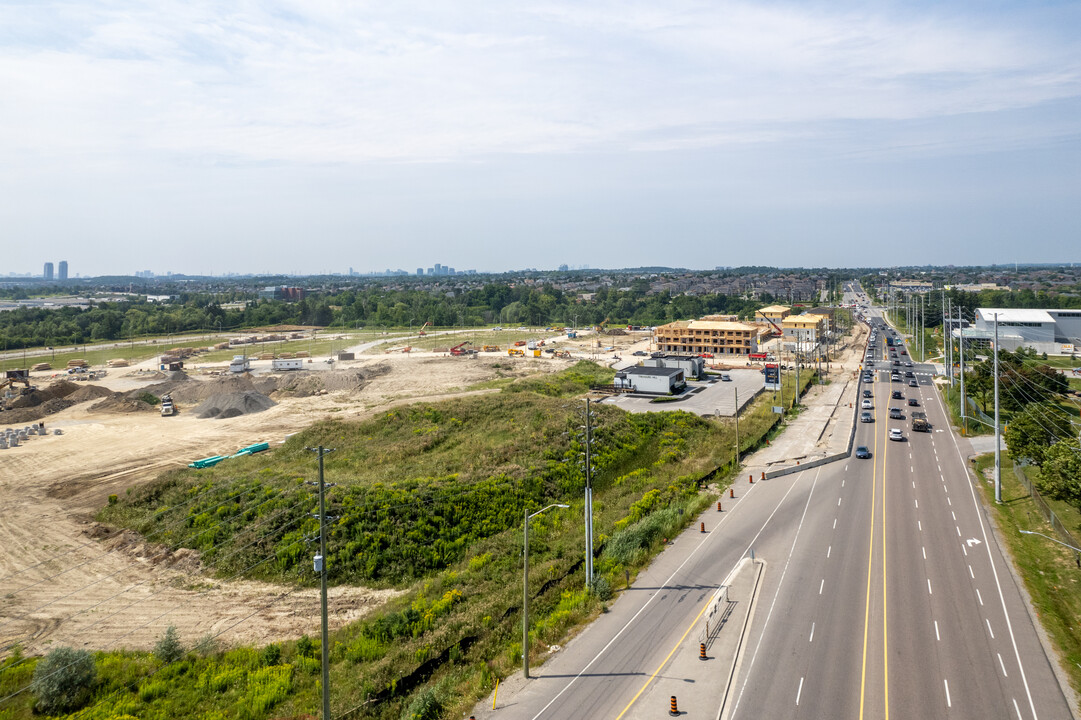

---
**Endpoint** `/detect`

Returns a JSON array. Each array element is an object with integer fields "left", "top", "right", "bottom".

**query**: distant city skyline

[{"left": 2, "top": 2, "right": 1079, "bottom": 276}]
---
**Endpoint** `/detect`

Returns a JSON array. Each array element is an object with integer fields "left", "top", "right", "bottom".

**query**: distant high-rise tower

[
  {"left": 58, "top": 260, "right": 68, "bottom": 281},
  {"left": 43, "top": 262, "right": 54, "bottom": 280}
]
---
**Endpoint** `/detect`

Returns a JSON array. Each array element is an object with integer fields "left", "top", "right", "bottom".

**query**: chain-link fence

[{"left": 1012, "top": 463, "right": 1080, "bottom": 551}]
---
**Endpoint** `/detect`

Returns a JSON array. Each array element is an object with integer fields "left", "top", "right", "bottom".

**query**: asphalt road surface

[{"left": 484, "top": 285, "right": 1072, "bottom": 720}]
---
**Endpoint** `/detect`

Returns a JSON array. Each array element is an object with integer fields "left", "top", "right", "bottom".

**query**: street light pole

[
  {"left": 994, "top": 312, "right": 1002, "bottom": 504},
  {"left": 523, "top": 503, "right": 569, "bottom": 679}
]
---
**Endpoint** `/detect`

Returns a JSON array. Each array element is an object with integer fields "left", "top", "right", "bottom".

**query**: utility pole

[
  {"left": 307, "top": 445, "right": 336, "bottom": 720},
  {"left": 959, "top": 310, "right": 967, "bottom": 435},
  {"left": 994, "top": 313, "right": 1002, "bottom": 504},
  {"left": 580, "top": 399, "right": 595, "bottom": 588}
]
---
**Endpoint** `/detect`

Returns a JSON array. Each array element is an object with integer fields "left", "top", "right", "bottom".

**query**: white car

[
  {"left": 861, "top": 399, "right": 873, "bottom": 409},
  {"left": 889, "top": 428, "right": 904, "bottom": 442}
]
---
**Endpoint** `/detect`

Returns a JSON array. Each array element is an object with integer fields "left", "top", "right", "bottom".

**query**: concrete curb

[{"left": 717, "top": 559, "right": 766, "bottom": 720}]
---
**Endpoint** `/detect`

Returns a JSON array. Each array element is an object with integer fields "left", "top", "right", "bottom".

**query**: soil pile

[
  {"left": 164, "top": 373, "right": 261, "bottom": 405},
  {"left": 90, "top": 393, "right": 156, "bottom": 414},
  {"left": 67, "top": 384, "right": 114, "bottom": 403},
  {"left": 7, "top": 379, "right": 81, "bottom": 409},
  {"left": 271, "top": 364, "right": 391, "bottom": 398},
  {"left": 194, "top": 392, "right": 276, "bottom": 419},
  {"left": 0, "top": 379, "right": 85, "bottom": 422}
]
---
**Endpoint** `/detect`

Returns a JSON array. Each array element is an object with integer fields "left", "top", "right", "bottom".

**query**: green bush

[
  {"left": 30, "top": 646, "right": 97, "bottom": 714},
  {"left": 604, "top": 507, "right": 679, "bottom": 565},
  {"left": 400, "top": 685, "right": 443, "bottom": 720},
  {"left": 154, "top": 625, "right": 184, "bottom": 664}
]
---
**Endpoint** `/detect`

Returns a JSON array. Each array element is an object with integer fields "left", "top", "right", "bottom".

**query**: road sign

[
  {"left": 764, "top": 363, "right": 780, "bottom": 391},
  {"left": 772, "top": 406, "right": 784, "bottom": 414}
]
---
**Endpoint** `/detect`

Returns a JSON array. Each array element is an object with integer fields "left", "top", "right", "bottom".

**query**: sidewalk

[{"left": 741, "top": 324, "right": 867, "bottom": 477}]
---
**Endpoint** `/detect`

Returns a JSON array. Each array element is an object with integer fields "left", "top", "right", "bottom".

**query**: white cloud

[{"left": 0, "top": 0, "right": 1078, "bottom": 167}]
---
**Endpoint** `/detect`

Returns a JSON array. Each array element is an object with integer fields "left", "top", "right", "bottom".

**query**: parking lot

[{"left": 600, "top": 368, "right": 764, "bottom": 416}]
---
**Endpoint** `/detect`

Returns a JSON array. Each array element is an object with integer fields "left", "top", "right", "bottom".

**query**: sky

[{"left": 1, "top": 0, "right": 1079, "bottom": 277}]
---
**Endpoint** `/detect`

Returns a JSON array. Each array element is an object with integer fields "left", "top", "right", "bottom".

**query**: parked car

[
  {"left": 632, "top": 350, "right": 647, "bottom": 356},
  {"left": 908, "top": 398, "right": 919, "bottom": 407},
  {"left": 855, "top": 446, "right": 872, "bottom": 459},
  {"left": 720, "top": 373, "right": 731, "bottom": 381},
  {"left": 889, "top": 428, "right": 904, "bottom": 441}
]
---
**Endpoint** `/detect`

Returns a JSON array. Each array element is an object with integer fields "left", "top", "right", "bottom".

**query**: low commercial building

[
  {"left": 642, "top": 354, "right": 705, "bottom": 380},
  {"left": 613, "top": 366, "right": 686, "bottom": 394},
  {"left": 654, "top": 319, "right": 758, "bottom": 356},
  {"left": 960, "top": 308, "right": 1081, "bottom": 355}
]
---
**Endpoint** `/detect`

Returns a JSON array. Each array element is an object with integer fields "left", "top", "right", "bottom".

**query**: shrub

[
  {"left": 400, "top": 685, "right": 443, "bottom": 720},
  {"left": 30, "top": 646, "right": 97, "bottom": 714},
  {"left": 261, "top": 643, "right": 282, "bottom": 667},
  {"left": 590, "top": 575, "right": 613, "bottom": 601},
  {"left": 154, "top": 625, "right": 184, "bottom": 664}
]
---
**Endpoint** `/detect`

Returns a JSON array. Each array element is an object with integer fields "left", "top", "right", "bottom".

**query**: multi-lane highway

[
  {"left": 480, "top": 284, "right": 1072, "bottom": 720},
  {"left": 728, "top": 293, "right": 1070, "bottom": 719}
]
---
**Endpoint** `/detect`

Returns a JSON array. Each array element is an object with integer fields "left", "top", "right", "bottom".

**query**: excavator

[{"left": 0, "top": 370, "right": 33, "bottom": 412}]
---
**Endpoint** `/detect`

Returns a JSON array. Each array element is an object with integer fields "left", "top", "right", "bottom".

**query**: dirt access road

[{"left": 0, "top": 352, "right": 567, "bottom": 657}]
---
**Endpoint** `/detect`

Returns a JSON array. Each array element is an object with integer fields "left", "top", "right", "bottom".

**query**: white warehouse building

[{"left": 961, "top": 308, "right": 1081, "bottom": 355}]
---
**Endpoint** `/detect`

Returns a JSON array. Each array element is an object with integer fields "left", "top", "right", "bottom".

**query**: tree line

[{"left": 0, "top": 284, "right": 772, "bottom": 350}]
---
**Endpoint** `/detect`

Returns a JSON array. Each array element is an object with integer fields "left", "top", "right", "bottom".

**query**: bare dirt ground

[{"left": 0, "top": 352, "right": 570, "bottom": 656}]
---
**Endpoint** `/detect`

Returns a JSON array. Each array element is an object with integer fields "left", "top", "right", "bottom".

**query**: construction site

[{"left": 0, "top": 310, "right": 857, "bottom": 656}]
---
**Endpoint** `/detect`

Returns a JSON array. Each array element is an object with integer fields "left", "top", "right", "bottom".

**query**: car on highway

[
  {"left": 904, "top": 361, "right": 913, "bottom": 367},
  {"left": 861, "top": 411, "right": 874, "bottom": 423},
  {"left": 908, "top": 398, "right": 919, "bottom": 406},
  {"left": 855, "top": 445, "right": 872, "bottom": 459},
  {"left": 889, "top": 408, "right": 904, "bottom": 419},
  {"left": 863, "top": 389, "right": 873, "bottom": 398},
  {"left": 720, "top": 373, "right": 731, "bottom": 381},
  {"left": 904, "top": 371, "right": 915, "bottom": 378},
  {"left": 861, "top": 399, "right": 873, "bottom": 409},
  {"left": 901, "top": 349, "right": 907, "bottom": 355},
  {"left": 889, "top": 428, "right": 904, "bottom": 441},
  {"left": 909, "top": 379, "right": 918, "bottom": 387},
  {"left": 892, "top": 390, "right": 903, "bottom": 399},
  {"left": 866, "top": 361, "right": 875, "bottom": 368},
  {"left": 891, "top": 373, "right": 901, "bottom": 382}
]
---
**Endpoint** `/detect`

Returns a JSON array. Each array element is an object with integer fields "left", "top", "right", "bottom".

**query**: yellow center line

[
  {"left": 882, "top": 390, "right": 889, "bottom": 720},
  {"left": 859, "top": 388, "right": 879, "bottom": 719},
  {"left": 613, "top": 592, "right": 715, "bottom": 720}
]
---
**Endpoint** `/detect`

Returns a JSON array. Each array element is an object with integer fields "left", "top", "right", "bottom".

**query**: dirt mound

[
  {"left": 89, "top": 393, "right": 156, "bottom": 414},
  {"left": 67, "top": 384, "right": 114, "bottom": 403},
  {"left": 272, "top": 364, "right": 391, "bottom": 398},
  {"left": 45, "top": 380, "right": 81, "bottom": 399},
  {"left": 194, "top": 391, "right": 276, "bottom": 419},
  {"left": 166, "top": 374, "right": 261, "bottom": 405}
]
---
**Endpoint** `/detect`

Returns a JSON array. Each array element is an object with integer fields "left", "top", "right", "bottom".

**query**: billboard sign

[{"left": 764, "top": 363, "right": 780, "bottom": 391}]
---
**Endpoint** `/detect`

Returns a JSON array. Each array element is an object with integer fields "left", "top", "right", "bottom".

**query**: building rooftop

[
  {"left": 619, "top": 365, "right": 685, "bottom": 378},
  {"left": 658, "top": 320, "right": 756, "bottom": 332},
  {"left": 757, "top": 305, "right": 791, "bottom": 314},
  {"left": 976, "top": 308, "right": 1055, "bottom": 324}
]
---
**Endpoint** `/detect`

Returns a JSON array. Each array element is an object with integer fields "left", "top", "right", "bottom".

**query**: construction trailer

[
  {"left": 271, "top": 358, "right": 304, "bottom": 371},
  {"left": 229, "top": 355, "right": 251, "bottom": 373}
]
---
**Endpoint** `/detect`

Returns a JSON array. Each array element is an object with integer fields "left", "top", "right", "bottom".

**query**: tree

[
  {"left": 1005, "top": 403, "right": 1074, "bottom": 467},
  {"left": 30, "top": 646, "right": 97, "bottom": 714},
  {"left": 1038, "top": 440, "right": 1081, "bottom": 507}
]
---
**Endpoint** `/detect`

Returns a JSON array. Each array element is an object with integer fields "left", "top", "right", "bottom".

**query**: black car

[
  {"left": 908, "top": 398, "right": 919, "bottom": 406},
  {"left": 892, "top": 390, "right": 903, "bottom": 399},
  {"left": 863, "top": 389, "right": 873, "bottom": 398},
  {"left": 855, "top": 445, "right": 872, "bottom": 459},
  {"left": 904, "top": 371, "right": 915, "bottom": 378}
]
